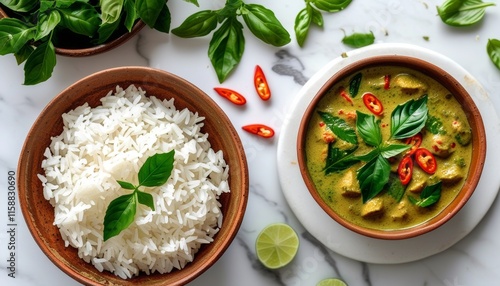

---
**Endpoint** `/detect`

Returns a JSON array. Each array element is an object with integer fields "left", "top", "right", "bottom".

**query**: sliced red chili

[
  {"left": 404, "top": 133, "right": 422, "bottom": 156},
  {"left": 398, "top": 156, "right": 413, "bottom": 185},
  {"left": 384, "top": 74, "right": 391, "bottom": 90},
  {"left": 414, "top": 148, "right": 437, "bottom": 174},
  {"left": 362, "top": 92, "right": 384, "bottom": 115},
  {"left": 242, "top": 124, "right": 275, "bottom": 138},
  {"left": 340, "top": 88, "right": 353, "bottom": 105},
  {"left": 214, "top": 87, "right": 246, "bottom": 105},
  {"left": 254, "top": 65, "right": 271, "bottom": 101}
]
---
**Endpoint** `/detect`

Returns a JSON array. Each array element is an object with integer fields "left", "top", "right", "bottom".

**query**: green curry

[{"left": 304, "top": 65, "right": 473, "bottom": 231}]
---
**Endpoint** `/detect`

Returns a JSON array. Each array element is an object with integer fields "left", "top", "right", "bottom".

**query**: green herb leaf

[
  {"left": 117, "top": 180, "right": 136, "bottom": 190},
  {"left": 183, "top": 0, "right": 199, "bottom": 6},
  {"left": 390, "top": 95, "right": 428, "bottom": 140},
  {"left": 318, "top": 111, "right": 358, "bottom": 144},
  {"left": 136, "top": 190, "right": 155, "bottom": 211},
  {"left": 138, "top": 150, "right": 175, "bottom": 187},
  {"left": 408, "top": 181, "right": 442, "bottom": 207},
  {"left": 95, "top": 16, "right": 121, "bottom": 44},
  {"left": 103, "top": 193, "right": 137, "bottom": 241},
  {"left": 58, "top": 2, "right": 101, "bottom": 37},
  {"left": 242, "top": 4, "right": 290, "bottom": 47},
  {"left": 426, "top": 115, "right": 446, "bottom": 135},
  {"left": 35, "top": 11, "right": 61, "bottom": 41},
  {"left": 387, "top": 173, "right": 406, "bottom": 202},
  {"left": 172, "top": 10, "right": 218, "bottom": 38},
  {"left": 123, "top": 0, "right": 139, "bottom": 31},
  {"left": 354, "top": 148, "right": 379, "bottom": 162},
  {"left": 23, "top": 40, "right": 56, "bottom": 85},
  {"left": 14, "top": 44, "right": 34, "bottom": 64},
  {"left": 310, "top": 4, "right": 323, "bottom": 27},
  {"left": 487, "top": 38, "right": 500, "bottom": 70},
  {"left": 152, "top": 3, "right": 171, "bottom": 33},
  {"left": 294, "top": 6, "right": 312, "bottom": 47},
  {"left": 357, "top": 155, "right": 390, "bottom": 203},
  {"left": 356, "top": 111, "right": 382, "bottom": 147},
  {"left": 348, "top": 72, "right": 362, "bottom": 97},
  {"left": 135, "top": 0, "right": 164, "bottom": 28},
  {"left": 379, "top": 144, "right": 410, "bottom": 159},
  {"left": 324, "top": 145, "right": 359, "bottom": 174},
  {"left": 437, "top": 0, "right": 495, "bottom": 27},
  {"left": 312, "top": 0, "right": 352, "bottom": 12},
  {"left": 0, "top": 0, "right": 38, "bottom": 12},
  {"left": 0, "top": 18, "right": 36, "bottom": 55},
  {"left": 208, "top": 17, "right": 245, "bottom": 83},
  {"left": 342, "top": 31, "right": 375, "bottom": 48},
  {"left": 100, "top": 0, "right": 124, "bottom": 24}
]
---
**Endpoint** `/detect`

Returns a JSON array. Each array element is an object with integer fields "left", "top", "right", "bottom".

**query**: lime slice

[
  {"left": 316, "top": 278, "right": 348, "bottom": 286},
  {"left": 255, "top": 223, "right": 299, "bottom": 269}
]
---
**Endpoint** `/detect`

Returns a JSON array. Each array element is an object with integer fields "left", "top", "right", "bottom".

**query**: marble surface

[{"left": 1, "top": 0, "right": 500, "bottom": 285}]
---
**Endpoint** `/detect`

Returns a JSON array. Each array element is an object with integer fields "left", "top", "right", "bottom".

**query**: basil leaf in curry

[
  {"left": 390, "top": 95, "right": 428, "bottom": 140},
  {"left": 348, "top": 72, "right": 362, "bottom": 97},
  {"left": 437, "top": 0, "right": 495, "bottom": 27},
  {"left": 426, "top": 115, "right": 446, "bottom": 135},
  {"left": 356, "top": 111, "right": 382, "bottom": 147},
  {"left": 357, "top": 154, "right": 391, "bottom": 203},
  {"left": 324, "top": 145, "right": 359, "bottom": 174},
  {"left": 387, "top": 173, "right": 406, "bottom": 202},
  {"left": 487, "top": 38, "right": 500, "bottom": 70},
  {"left": 318, "top": 111, "right": 358, "bottom": 144},
  {"left": 408, "top": 181, "right": 442, "bottom": 207},
  {"left": 379, "top": 144, "right": 410, "bottom": 159}
]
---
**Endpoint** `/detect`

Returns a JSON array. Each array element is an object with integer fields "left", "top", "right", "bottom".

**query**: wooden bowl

[
  {"left": 17, "top": 67, "right": 249, "bottom": 285},
  {"left": 0, "top": 7, "right": 144, "bottom": 57},
  {"left": 297, "top": 55, "right": 486, "bottom": 240}
]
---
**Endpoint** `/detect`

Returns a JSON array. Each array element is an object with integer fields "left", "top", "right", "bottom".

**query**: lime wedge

[
  {"left": 316, "top": 278, "right": 348, "bottom": 286},
  {"left": 255, "top": 223, "right": 299, "bottom": 269}
]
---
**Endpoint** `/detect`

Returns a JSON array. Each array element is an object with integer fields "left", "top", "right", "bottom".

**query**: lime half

[
  {"left": 255, "top": 223, "right": 299, "bottom": 269},
  {"left": 316, "top": 278, "right": 348, "bottom": 286}
]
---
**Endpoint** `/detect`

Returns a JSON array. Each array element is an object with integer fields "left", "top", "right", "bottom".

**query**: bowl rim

[
  {"left": 297, "top": 55, "right": 487, "bottom": 240},
  {"left": 16, "top": 66, "right": 249, "bottom": 285}
]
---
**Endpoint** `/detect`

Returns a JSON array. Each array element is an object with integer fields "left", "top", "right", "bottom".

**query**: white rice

[{"left": 37, "top": 85, "right": 230, "bottom": 279}]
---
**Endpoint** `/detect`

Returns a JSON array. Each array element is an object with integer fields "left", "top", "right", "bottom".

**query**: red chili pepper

[
  {"left": 340, "top": 88, "right": 353, "bottom": 105},
  {"left": 398, "top": 156, "right": 413, "bottom": 185},
  {"left": 384, "top": 74, "right": 391, "bottom": 90},
  {"left": 242, "top": 124, "right": 275, "bottom": 138},
  {"left": 254, "top": 65, "right": 271, "bottom": 101},
  {"left": 214, "top": 87, "right": 247, "bottom": 105},
  {"left": 362, "top": 92, "right": 384, "bottom": 115},
  {"left": 414, "top": 148, "right": 437, "bottom": 174},
  {"left": 404, "top": 133, "right": 422, "bottom": 156}
]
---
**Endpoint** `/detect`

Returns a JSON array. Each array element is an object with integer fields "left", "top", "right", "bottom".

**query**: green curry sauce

[{"left": 305, "top": 66, "right": 473, "bottom": 231}]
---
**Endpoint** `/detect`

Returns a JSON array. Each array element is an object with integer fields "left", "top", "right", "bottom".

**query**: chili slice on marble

[
  {"left": 254, "top": 65, "right": 271, "bottom": 101},
  {"left": 414, "top": 148, "right": 437, "bottom": 174},
  {"left": 242, "top": 124, "right": 275, "bottom": 138},
  {"left": 397, "top": 155, "right": 413, "bottom": 185},
  {"left": 214, "top": 87, "right": 247, "bottom": 105},
  {"left": 362, "top": 92, "right": 384, "bottom": 115}
]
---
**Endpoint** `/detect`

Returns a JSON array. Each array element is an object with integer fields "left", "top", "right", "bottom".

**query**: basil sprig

[
  {"left": 294, "top": 0, "right": 352, "bottom": 47},
  {"left": 436, "top": 0, "right": 495, "bottom": 27},
  {"left": 172, "top": 0, "right": 290, "bottom": 83},
  {"left": 318, "top": 111, "right": 358, "bottom": 144},
  {"left": 408, "top": 182, "right": 442, "bottom": 207},
  {"left": 103, "top": 151, "right": 175, "bottom": 241},
  {"left": 487, "top": 38, "right": 500, "bottom": 70}
]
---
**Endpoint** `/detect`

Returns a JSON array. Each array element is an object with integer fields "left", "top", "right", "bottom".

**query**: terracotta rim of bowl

[
  {"left": 297, "top": 55, "right": 487, "bottom": 240},
  {"left": 17, "top": 67, "right": 249, "bottom": 285},
  {"left": 0, "top": 7, "right": 145, "bottom": 57}
]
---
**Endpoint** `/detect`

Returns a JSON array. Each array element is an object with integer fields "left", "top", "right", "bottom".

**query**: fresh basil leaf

[
  {"left": 348, "top": 72, "right": 362, "bottom": 97},
  {"left": 57, "top": 2, "right": 101, "bottom": 37},
  {"left": 153, "top": 3, "right": 171, "bottom": 33},
  {"left": 312, "top": 0, "right": 352, "bottom": 12},
  {"left": 35, "top": 11, "right": 62, "bottom": 41},
  {"left": 356, "top": 111, "right": 382, "bottom": 147},
  {"left": 0, "top": 0, "right": 38, "bottom": 12},
  {"left": 40, "top": 0, "right": 56, "bottom": 12},
  {"left": 138, "top": 150, "right": 175, "bottom": 187},
  {"left": 208, "top": 17, "right": 245, "bottom": 83},
  {"left": 14, "top": 44, "right": 34, "bottom": 64},
  {"left": 354, "top": 148, "right": 379, "bottom": 162},
  {"left": 117, "top": 180, "right": 136, "bottom": 190},
  {"left": 294, "top": 6, "right": 312, "bottom": 47},
  {"left": 390, "top": 95, "right": 428, "bottom": 140},
  {"left": 379, "top": 144, "right": 410, "bottom": 159},
  {"left": 23, "top": 40, "right": 56, "bottom": 85},
  {"left": 123, "top": 0, "right": 138, "bottom": 31},
  {"left": 182, "top": 0, "right": 198, "bottom": 6},
  {"left": 242, "top": 4, "right": 290, "bottom": 47},
  {"left": 135, "top": 0, "right": 164, "bottom": 28},
  {"left": 324, "top": 145, "right": 359, "bottom": 174},
  {"left": 310, "top": 5, "right": 324, "bottom": 27},
  {"left": 342, "top": 31, "right": 375, "bottom": 48},
  {"left": 408, "top": 181, "right": 442, "bottom": 207},
  {"left": 318, "top": 111, "right": 358, "bottom": 144},
  {"left": 136, "top": 190, "right": 155, "bottom": 211},
  {"left": 103, "top": 193, "right": 137, "bottom": 241},
  {"left": 357, "top": 154, "right": 390, "bottom": 203},
  {"left": 426, "top": 115, "right": 446, "bottom": 135},
  {"left": 172, "top": 10, "right": 218, "bottom": 38},
  {"left": 387, "top": 173, "right": 406, "bottom": 202},
  {"left": 487, "top": 38, "right": 500, "bottom": 70},
  {"left": 0, "top": 18, "right": 36, "bottom": 55},
  {"left": 101, "top": 0, "right": 124, "bottom": 24},
  {"left": 437, "top": 0, "right": 495, "bottom": 27},
  {"left": 95, "top": 16, "right": 121, "bottom": 44}
]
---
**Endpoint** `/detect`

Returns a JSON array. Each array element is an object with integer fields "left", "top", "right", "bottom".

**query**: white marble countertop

[{"left": 1, "top": 0, "right": 500, "bottom": 285}]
